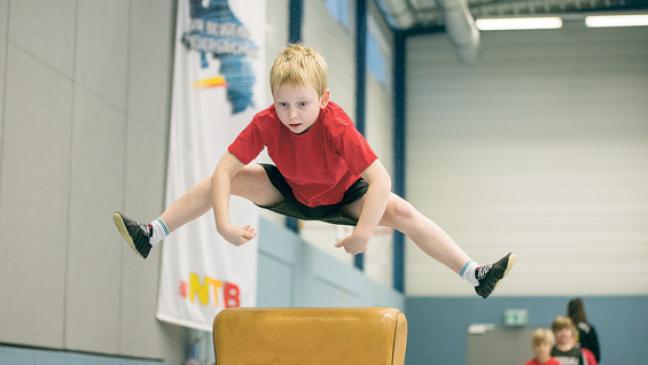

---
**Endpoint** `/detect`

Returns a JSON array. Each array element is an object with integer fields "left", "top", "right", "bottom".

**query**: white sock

[
  {"left": 149, "top": 217, "right": 170, "bottom": 246},
  {"left": 459, "top": 259, "right": 479, "bottom": 287}
]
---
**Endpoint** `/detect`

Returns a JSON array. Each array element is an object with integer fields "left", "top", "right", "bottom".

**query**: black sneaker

[
  {"left": 113, "top": 212, "right": 153, "bottom": 259},
  {"left": 475, "top": 253, "right": 517, "bottom": 299}
]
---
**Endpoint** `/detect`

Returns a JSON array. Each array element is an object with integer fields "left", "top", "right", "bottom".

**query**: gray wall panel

[
  {"left": 8, "top": 0, "right": 76, "bottom": 77},
  {"left": 0, "top": 45, "right": 72, "bottom": 347},
  {"left": 65, "top": 87, "right": 126, "bottom": 353},
  {"left": 127, "top": 0, "right": 175, "bottom": 130},
  {"left": 119, "top": 119, "right": 173, "bottom": 359},
  {"left": 257, "top": 255, "right": 293, "bottom": 306},
  {"left": 0, "top": 1, "right": 180, "bottom": 361},
  {"left": 75, "top": 0, "right": 129, "bottom": 109},
  {"left": 0, "top": 36, "right": 5, "bottom": 151},
  {"left": 0, "top": 0, "right": 7, "bottom": 37},
  {"left": 120, "top": 244, "right": 168, "bottom": 359},
  {"left": 122, "top": 120, "right": 167, "bottom": 220}
]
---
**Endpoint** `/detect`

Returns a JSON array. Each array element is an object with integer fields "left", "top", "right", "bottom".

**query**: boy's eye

[
  {"left": 278, "top": 102, "right": 288, "bottom": 108},
  {"left": 299, "top": 102, "right": 308, "bottom": 107}
]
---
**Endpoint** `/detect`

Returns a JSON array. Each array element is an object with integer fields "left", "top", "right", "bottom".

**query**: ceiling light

[
  {"left": 476, "top": 17, "right": 563, "bottom": 31},
  {"left": 585, "top": 14, "right": 648, "bottom": 28}
]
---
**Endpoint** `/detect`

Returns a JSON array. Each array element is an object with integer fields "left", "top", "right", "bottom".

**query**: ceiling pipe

[
  {"left": 434, "top": 0, "right": 481, "bottom": 64},
  {"left": 376, "top": 0, "right": 480, "bottom": 64},
  {"left": 376, "top": 0, "right": 416, "bottom": 29}
]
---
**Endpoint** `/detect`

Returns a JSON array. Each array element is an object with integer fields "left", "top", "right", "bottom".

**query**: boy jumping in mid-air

[{"left": 114, "top": 44, "right": 515, "bottom": 299}]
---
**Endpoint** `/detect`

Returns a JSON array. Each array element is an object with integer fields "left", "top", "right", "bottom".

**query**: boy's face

[
  {"left": 273, "top": 83, "right": 329, "bottom": 134},
  {"left": 533, "top": 342, "right": 551, "bottom": 360},
  {"left": 554, "top": 328, "right": 574, "bottom": 347}
]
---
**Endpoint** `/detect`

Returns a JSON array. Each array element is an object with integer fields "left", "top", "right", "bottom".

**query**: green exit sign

[{"left": 504, "top": 309, "right": 528, "bottom": 327}]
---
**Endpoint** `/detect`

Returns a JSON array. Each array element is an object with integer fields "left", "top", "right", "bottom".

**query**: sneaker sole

[
  {"left": 503, "top": 253, "right": 517, "bottom": 277},
  {"left": 112, "top": 212, "right": 143, "bottom": 258},
  {"left": 494, "top": 253, "right": 517, "bottom": 291}
]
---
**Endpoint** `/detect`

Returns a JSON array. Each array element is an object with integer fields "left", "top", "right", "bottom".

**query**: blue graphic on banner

[{"left": 182, "top": 0, "right": 258, "bottom": 113}]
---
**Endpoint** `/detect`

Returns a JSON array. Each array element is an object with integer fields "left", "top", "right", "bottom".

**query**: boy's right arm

[{"left": 211, "top": 152, "right": 257, "bottom": 246}]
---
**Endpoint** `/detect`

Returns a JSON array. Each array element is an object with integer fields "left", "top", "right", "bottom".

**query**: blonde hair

[
  {"left": 552, "top": 316, "right": 579, "bottom": 342},
  {"left": 270, "top": 44, "right": 328, "bottom": 97},
  {"left": 532, "top": 328, "right": 555, "bottom": 346}
]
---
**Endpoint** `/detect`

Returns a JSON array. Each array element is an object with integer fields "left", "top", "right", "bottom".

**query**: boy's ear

[{"left": 320, "top": 89, "right": 330, "bottom": 108}]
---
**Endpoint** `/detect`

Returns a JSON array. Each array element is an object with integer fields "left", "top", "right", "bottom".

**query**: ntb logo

[{"left": 179, "top": 272, "right": 240, "bottom": 308}]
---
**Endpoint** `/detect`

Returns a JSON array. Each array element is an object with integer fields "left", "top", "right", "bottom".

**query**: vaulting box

[{"left": 213, "top": 307, "right": 408, "bottom": 365}]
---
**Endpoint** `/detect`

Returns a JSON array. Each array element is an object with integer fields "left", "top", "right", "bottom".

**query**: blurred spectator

[
  {"left": 524, "top": 328, "right": 561, "bottom": 365},
  {"left": 551, "top": 316, "right": 598, "bottom": 365},
  {"left": 568, "top": 298, "right": 601, "bottom": 363}
]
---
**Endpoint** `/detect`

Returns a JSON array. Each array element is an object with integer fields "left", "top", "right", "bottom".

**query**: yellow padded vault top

[{"left": 213, "top": 307, "right": 408, "bottom": 365}]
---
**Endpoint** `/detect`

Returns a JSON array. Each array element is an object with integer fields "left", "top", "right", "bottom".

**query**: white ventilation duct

[
  {"left": 377, "top": 0, "right": 480, "bottom": 64},
  {"left": 376, "top": 0, "right": 416, "bottom": 29},
  {"left": 434, "top": 0, "right": 480, "bottom": 64}
]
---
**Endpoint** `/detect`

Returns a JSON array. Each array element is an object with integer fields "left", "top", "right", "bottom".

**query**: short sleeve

[
  {"left": 334, "top": 123, "right": 378, "bottom": 175},
  {"left": 227, "top": 119, "right": 265, "bottom": 164}
]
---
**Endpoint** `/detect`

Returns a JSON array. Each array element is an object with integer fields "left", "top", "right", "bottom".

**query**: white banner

[{"left": 156, "top": 0, "right": 265, "bottom": 331}]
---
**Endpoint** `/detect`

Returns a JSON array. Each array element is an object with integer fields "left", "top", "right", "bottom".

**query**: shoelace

[
  {"left": 139, "top": 223, "right": 152, "bottom": 236},
  {"left": 476, "top": 264, "right": 492, "bottom": 280}
]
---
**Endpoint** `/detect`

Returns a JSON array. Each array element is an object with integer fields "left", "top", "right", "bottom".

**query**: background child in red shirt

[
  {"left": 114, "top": 44, "right": 515, "bottom": 298},
  {"left": 525, "top": 328, "right": 561, "bottom": 365}
]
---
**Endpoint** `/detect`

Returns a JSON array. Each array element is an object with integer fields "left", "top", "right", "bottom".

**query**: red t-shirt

[
  {"left": 228, "top": 101, "right": 377, "bottom": 207},
  {"left": 581, "top": 348, "right": 598, "bottom": 365},
  {"left": 524, "top": 358, "right": 561, "bottom": 365}
]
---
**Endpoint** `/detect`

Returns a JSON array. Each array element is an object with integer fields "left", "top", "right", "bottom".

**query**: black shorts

[{"left": 257, "top": 163, "right": 368, "bottom": 226}]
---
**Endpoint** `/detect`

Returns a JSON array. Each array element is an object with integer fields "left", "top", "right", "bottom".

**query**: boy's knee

[
  {"left": 230, "top": 166, "right": 257, "bottom": 194},
  {"left": 387, "top": 198, "right": 415, "bottom": 223},
  {"left": 231, "top": 165, "right": 260, "bottom": 184}
]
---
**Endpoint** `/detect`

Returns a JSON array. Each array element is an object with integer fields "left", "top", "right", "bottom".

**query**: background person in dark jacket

[{"left": 568, "top": 298, "right": 601, "bottom": 363}]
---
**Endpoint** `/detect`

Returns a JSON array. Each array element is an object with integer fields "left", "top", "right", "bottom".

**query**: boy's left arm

[{"left": 335, "top": 159, "right": 391, "bottom": 254}]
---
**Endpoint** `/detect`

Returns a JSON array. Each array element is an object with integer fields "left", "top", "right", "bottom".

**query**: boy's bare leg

[
  {"left": 344, "top": 193, "right": 468, "bottom": 272},
  {"left": 344, "top": 193, "right": 515, "bottom": 298},
  {"left": 162, "top": 164, "right": 283, "bottom": 232},
  {"left": 114, "top": 164, "right": 282, "bottom": 258},
  {"left": 159, "top": 176, "right": 212, "bottom": 232}
]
